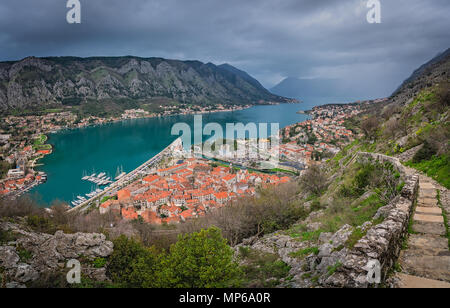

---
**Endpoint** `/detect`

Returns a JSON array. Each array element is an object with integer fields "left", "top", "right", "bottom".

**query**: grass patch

[
  {"left": 407, "top": 197, "right": 419, "bottom": 235},
  {"left": 436, "top": 190, "right": 450, "bottom": 249},
  {"left": 288, "top": 247, "right": 319, "bottom": 259},
  {"left": 269, "top": 168, "right": 299, "bottom": 176},
  {"left": 327, "top": 261, "right": 342, "bottom": 276},
  {"left": 345, "top": 228, "right": 366, "bottom": 249},
  {"left": 319, "top": 193, "right": 386, "bottom": 234},
  {"left": 405, "top": 154, "right": 450, "bottom": 189},
  {"left": 288, "top": 225, "right": 322, "bottom": 243}
]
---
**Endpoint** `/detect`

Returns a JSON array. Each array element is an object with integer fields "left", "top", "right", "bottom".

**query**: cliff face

[{"left": 0, "top": 56, "right": 288, "bottom": 111}]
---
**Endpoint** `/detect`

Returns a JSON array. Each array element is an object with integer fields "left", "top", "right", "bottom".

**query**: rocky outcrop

[
  {"left": 0, "top": 221, "right": 113, "bottom": 288},
  {"left": 0, "top": 56, "right": 289, "bottom": 111}
]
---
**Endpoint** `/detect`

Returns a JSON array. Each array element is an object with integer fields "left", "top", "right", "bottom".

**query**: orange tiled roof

[
  {"left": 121, "top": 207, "right": 138, "bottom": 220},
  {"left": 117, "top": 189, "right": 131, "bottom": 201}
]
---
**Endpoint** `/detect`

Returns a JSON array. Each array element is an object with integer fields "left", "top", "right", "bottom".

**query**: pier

[{"left": 68, "top": 137, "right": 183, "bottom": 213}]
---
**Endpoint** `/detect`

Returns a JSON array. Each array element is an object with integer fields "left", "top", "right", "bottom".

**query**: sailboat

[{"left": 115, "top": 165, "right": 126, "bottom": 180}]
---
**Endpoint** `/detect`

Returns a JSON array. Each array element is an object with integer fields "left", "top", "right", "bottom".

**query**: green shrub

[
  {"left": 17, "top": 245, "right": 33, "bottom": 263},
  {"left": 0, "top": 229, "right": 17, "bottom": 244},
  {"left": 412, "top": 141, "right": 436, "bottom": 163},
  {"left": 240, "top": 249, "right": 290, "bottom": 288},
  {"left": 160, "top": 227, "right": 242, "bottom": 288},
  {"left": 92, "top": 258, "right": 107, "bottom": 269},
  {"left": 106, "top": 235, "right": 156, "bottom": 286},
  {"left": 26, "top": 215, "right": 56, "bottom": 234}
]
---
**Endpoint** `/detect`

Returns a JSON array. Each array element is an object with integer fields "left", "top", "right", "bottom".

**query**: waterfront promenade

[{"left": 68, "top": 137, "right": 183, "bottom": 213}]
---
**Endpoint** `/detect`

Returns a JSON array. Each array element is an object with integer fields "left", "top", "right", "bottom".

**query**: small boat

[
  {"left": 86, "top": 192, "right": 95, "bottom": 198},
  {"left": 71, "top": 201, "right": 79, "bottom": 206},
  {"left": 115, "top": 172, "right": 126, "bottom": 180}
]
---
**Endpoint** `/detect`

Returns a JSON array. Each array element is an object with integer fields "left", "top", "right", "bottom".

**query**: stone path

[{"left": 396, "top": 175, "right": 450, "bottom": 288}]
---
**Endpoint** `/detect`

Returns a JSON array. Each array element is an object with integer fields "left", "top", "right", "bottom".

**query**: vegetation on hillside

[
  {"left": 0, "top": 146, "right": 406, "bottom": 288},
  {"left": 107, "top": 227, "right": 242, "bottom": 288},
  {"left": 347, "top": 82, "right": 449, "bottom": 188}
]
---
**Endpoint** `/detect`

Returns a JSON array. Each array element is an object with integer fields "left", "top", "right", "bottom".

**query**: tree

[
  {"left": 160, "top": 227, "right": 242, "bottom": 288},
  {"left": 360, "top": 116, "right": 379, "bottom": 140},
  {"left": 299, "top": 164, "right": 328, "bottom": 195},
  {"left": 107, "top": 235, "right": 154, "bottom": 286},
  {"left": 127, "top": 247, "right": 163, "bottom": 288},
  {"left": 383, "top": 117, "right": 400, "bottom": 139},
  {"left": 412, "top": 140, "right": 436, "bottom": 163}
]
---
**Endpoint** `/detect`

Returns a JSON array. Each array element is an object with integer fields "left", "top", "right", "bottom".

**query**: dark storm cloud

[{"left": 0, "top": 0, "right": 449, "bottom": 99}]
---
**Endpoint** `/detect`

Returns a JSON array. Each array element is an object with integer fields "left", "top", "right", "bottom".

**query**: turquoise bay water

[{"left": 31, "top": 103, "right": 312, "bottom": 205}]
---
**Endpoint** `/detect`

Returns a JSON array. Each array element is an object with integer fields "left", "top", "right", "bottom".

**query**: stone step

[
  {"left": 414, "top": 213, "right": 444, "bottom": 223},
  {"left": 399, "top": 254, "right": 450, "bottom": 282},
  {"left": 420, "top": 182, "right": 435, "bottom": 190},
  {"left": 396, "top": 273, "right": 450, "bottom": 288},
  {"left": 416, "top": 206, "right": 443, "bottom": 216},
  {"left": 417, "top": 197, "right": 438, "bottom": 207},
  {"left": 419, "top": 189, "right": 436, "bottom": 199},
  {"left": 412, "top": 221, "right": 446, "bottom": 235},
  {"left": 407, "top": 234, "right": 449, "bottom": 256}
]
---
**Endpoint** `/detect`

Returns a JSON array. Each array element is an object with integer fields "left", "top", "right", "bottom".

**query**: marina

[
  {"left": 71, "top": 171, "right": 114, "bottom": 206},
  {"left": 81, "top": 172, "right": 113, "bottom": 186},
  {"left": 68, "top": 138, "right": 183, "bottom": 212}
]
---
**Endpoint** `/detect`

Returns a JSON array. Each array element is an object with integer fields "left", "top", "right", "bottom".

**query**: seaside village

[
  {"left": 0, "top": 135, "right": 48, "bottom": 199},
  {"left": 279, "top": 104, "right": 364, "bottom": 163},
  {"left": 99, "top": 157, "right": 290, "bottom": 224},
  {"left": 202, "top": 103, "right": 365, "bottom": 173}
]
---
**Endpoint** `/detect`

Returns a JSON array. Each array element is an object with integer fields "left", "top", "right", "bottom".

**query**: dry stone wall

[{"left": 323, "top": 152, "right": 419, "bottom": 287}]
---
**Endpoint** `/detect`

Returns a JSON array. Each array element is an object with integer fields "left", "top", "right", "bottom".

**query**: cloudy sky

[{"left": 0, "top": 0, "right": 449, "bottom": 99}]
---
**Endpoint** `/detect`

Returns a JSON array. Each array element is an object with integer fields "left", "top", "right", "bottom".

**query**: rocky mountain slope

[
  {"left": 0, "top": 56, "right": 289, "bottom": 112},
  {"left": 0, "top": 218, "right": 113, "bottom": 288},
  {"left": 358, "top": 48, "right": 449, "bottom": 188},
  {"left": 390, "top": 48, "right": 450, "bottom": 106}
]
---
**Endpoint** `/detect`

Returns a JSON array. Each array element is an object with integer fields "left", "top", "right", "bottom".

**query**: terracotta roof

[{"left": 117, "top": 189, "right": 131, "bottom": 201}]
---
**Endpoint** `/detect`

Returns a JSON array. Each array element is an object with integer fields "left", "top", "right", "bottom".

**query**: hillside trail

[{"left": 394, "top": 167, "right": 450, "bottom": 288}]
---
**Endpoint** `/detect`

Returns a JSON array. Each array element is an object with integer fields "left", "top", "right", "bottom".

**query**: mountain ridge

[
  {"left": 0, "top": 56, "right": 290, "bottom": 113},
  {"left": 391, "top": 48, "right": 450, "bottom": 101}
]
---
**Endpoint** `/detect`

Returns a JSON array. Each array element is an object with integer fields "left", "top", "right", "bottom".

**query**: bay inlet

[{"left": 30, "top": 103, "right": 311, "bottom": 205}]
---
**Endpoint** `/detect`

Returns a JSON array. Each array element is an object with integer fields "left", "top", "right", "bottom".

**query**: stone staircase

[{"left": 396, "top": 176, "right": 450, "bottom": 288}]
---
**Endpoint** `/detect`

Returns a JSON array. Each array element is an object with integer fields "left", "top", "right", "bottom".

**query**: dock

[{"left": 68, "top": 137, "right": 183, "bottom": 213}]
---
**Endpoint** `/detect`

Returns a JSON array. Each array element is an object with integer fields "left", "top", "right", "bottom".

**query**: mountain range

[{"left": 0, "top": 56, "right": 290, "bottom": 113}]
